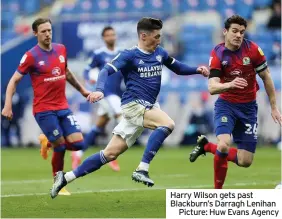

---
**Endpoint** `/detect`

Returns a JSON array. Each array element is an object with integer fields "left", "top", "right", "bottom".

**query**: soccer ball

[{"left": 275, "top": 183, "right": 282, "bottom": 189}]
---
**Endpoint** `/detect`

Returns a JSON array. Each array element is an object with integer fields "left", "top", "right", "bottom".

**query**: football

[{"left": 275, "top": 183, "right": 282, "bottom": 189}]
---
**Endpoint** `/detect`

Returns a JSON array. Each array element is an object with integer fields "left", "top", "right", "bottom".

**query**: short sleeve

[
  {"left": 17, "top": 52, "right": 34, "bottom": 75},
  {"left": 107, "top": 49, "right": 132, "bottom": 72},
  {"left": 251, "top": 43, "right": 267, "bottom": 73},
  {"left": 209, "top": 49, "right": 221, "bottom": 71}
]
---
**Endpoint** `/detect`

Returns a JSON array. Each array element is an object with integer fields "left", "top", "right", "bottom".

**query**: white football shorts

[
  {"left": 112, "top": 100, "right": 160, "bottom": 147},
  {"left": 97, "top": 94, "right": 122, "bottom": 117}
]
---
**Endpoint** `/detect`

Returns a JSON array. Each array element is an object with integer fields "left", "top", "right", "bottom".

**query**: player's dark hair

[
  {"left": 101, "top": 26, "right": 114, "bottom": 37},
  {"left": 32, "top": 18, "right": 52, "bottom": 32},
  {"left": 224, "top": 15, "right": 247, "bottom": 30},
  {"left": 137, "top": 17, "right": 163, "bottom": 36}
]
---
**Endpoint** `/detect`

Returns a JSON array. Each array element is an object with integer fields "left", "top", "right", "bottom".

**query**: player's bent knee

[
  {"left": 239, "top": 160, "right": 252, "bottom": 168},
  {"left": 103, "top": 149, "right": 119, "bottom": 161},
  {"left": 165, "top": 119, "right": 175, "bottom": 131},
  {"left": 217, "top": 142, "right": 229, "bottom": 153}
]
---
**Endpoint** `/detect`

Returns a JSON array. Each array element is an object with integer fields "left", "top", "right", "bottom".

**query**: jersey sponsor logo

[
  {"left": 52, "top": 67, "right": 61, "bottom": 76},
  {"left": 138, "top": 65, "right": 162, "bottom": 78},
  {"left": 258, "top": 47, "right": 264, "bottom": 56},
  {"left": 44, "top": 75, "right": 66, "bottom": 82},
  {"left": 221, "top": 116, "right": 228, "bottom": 123},
  {"left": 230, "top": 69, "right": 242, "bottom": 76},
  {"left": 243, "top": 57, "right": 250, "bottom": 65},
  {"left": 59, "top": 55, "right": 65, "bottom": 63},
  {"left": 139, "top": 59, "right": 144, "bottom": 64},
  {"left": 156, "top": 55, "right": 162, "bottom": 63},
  {"left": 20, "top": 54, "right": 27, "bottom": 65},
  {"left": 38, "top": 61, "right": 45, "bottom": 66}
]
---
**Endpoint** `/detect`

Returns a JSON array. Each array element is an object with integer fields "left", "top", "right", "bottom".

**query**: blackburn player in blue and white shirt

[
  {"left": 72, "top": 26, "right": 123, "bottom": 172},
  {"left": 50, "top": 17, "right": 209, "bottom": 198}
]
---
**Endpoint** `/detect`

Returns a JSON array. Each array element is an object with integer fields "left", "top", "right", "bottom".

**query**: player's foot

[
  {"left": 108, "top": 160, "right": 120, "bottom": 172},
  {"left": 132, "top": 170, "right": 154, "bottom": 187},
  {"left": 50, "top": 171, "right": 67, "bottom": 199},
  {"left": 38, "top": 134, "right": 51, "bottom": 160},
  {"left": 58, "top": 187, "right": 71, "bottom": 196},
  {"left": 189, "top": 135, "right": 208, "bottom": 162},
  {"left": 71, "top": 151, "right": 81, "bottom": 169}
]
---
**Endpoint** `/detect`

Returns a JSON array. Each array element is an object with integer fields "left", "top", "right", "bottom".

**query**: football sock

[
  {"left": 214, "top": 150, "right": 228, "bottom": 189},
  {"left": 205, "top": 143, "right": 238, "bottom": 165},
  {"left": 139, "top": 126, "right": 172, "bottom": 170},
  {"left": 71, "top": 150, "right": 108, "bottom": 179},
  {"left": 52, "top": 145, "right": 66, "bottom": 177}
]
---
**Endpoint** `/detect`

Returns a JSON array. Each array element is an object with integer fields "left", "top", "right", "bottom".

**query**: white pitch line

[
  {"left": 1, "top": 181, "right": 277, "bottom": 198},
  {"left": 1, "top": 174, "right": 191, "bottom": 185}
]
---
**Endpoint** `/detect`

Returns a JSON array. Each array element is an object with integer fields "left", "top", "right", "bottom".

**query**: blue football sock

[
  {"left": 85, "top": 126, "right": 103, "bottom": 146},
  {"left": 73, "top": 150, "right": 108, "bottom": 178},
  {"left": 141, "top": 126, "right": 172, "bottom": 164}
]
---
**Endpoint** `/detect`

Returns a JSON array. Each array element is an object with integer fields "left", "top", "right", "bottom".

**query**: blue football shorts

[
  {"left": 35, "top": 109, "right": 81, "bottom": 142},
  {"left": 214, "top": 98, "right": 258, "bottom": 153}
]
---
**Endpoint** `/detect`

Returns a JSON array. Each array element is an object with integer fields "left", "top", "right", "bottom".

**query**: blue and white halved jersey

[
  {"left": 84, "top": 47, "right": 123, "bottom": 97},
  {"left": 107, "top": 46, "right": 171, "bottom": 106}
]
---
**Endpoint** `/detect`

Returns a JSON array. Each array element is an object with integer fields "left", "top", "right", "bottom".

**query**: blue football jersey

[
  {"left": 107, "top": 46, "right": 171, "bottom": 105},
  {"left": 84, "top": 47, "right": 123, "bottom": 97}
]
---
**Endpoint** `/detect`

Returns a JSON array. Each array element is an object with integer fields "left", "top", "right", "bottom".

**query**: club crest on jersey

[
  {"left": 156, "top": 55, "right": 162, "bottom": 63},
  {"left": 221, "top": 116, "right": 228, "bottom": 123},
  {"left": 52, "top": 67, "right": 61, "bottom": 76},
  {"left": 59, "top": 55, "right": 65, "bottom": 63},
  {"left": 243, "top": 57, "right": 250, "bottom": 65}
]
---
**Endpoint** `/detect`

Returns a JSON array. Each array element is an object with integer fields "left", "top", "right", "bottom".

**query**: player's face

[
  {"left": 103, "top": 29, "right": 116, "bottom": 47},
  {"left": 34, "top": 22, "right": 52, "bottom": 47},
  {"left": 143, "top": 29, "right": 162, "bottom": 52},
  {"left": 224, "top": 24, "right": 246, "bottom": 49}
]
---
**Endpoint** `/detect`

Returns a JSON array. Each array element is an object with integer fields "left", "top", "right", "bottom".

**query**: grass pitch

[{"left": 1, "top": 146, "right": 281, "bottom": 218}]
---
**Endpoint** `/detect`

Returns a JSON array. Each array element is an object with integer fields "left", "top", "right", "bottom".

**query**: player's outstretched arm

[
  {"left": 1, "top": 72, "right": 23, "bottom": 120},
  {"left": 208, "top": 69, "right": 248, "bottom": 95},
  {"left": 258, "top": 68, "right": 282, "bottom": 125},
  {"left": 66, "top": 68, "right": 90, "bottom": 97},
  {"left": 164, "top": 57, "right": 209, "bottom": 77}
]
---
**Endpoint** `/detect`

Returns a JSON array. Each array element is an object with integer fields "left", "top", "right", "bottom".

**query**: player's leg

[
  {"left": 190, "top": 98, "right": 237, "bottom": 189},
  {"left": 59, "top": 109, "right": 88, "bottom": 152},
  {"left": 50, "top": 135, "right": 127, "bottom": 199},
  {"left": 50, "top": 113, "right": 146, "bottom": 198},
  {"left": 232, "top": 104, "right": 258, "bottom": 167},
  {"left": 34, "top": 111, "right": 68, "bottom": 183},
  {"left": 132, "top": 104, "right": 174, "bottom": 185}
]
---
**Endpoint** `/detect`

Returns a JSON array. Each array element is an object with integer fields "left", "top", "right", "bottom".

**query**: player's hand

[
  {"left": 271, "top": 107, "right": 282, "bottom": 126},
  {"left": 197, "top": 66, "right": 209, "bottom": 77},
  {"left": 87, "top": 91, "right": 104, "bottom": 103},
  {"left": 229, "top": 77, "right": 248, "bottom": 89},
  {"left": 1, "top": 106, "right": 13, "bottom": 121}
]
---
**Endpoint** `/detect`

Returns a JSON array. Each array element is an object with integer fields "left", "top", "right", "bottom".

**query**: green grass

[{"left": 1, "top": 146, "right": 281, "bottom": 218}]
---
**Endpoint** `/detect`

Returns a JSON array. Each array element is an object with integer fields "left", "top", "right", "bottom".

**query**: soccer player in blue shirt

[
  {"left": 50, "top": 17, "right": 209, "bottom": 198},
  {"left": 72, "top": 26, "right": 123, "bottom": 172}
]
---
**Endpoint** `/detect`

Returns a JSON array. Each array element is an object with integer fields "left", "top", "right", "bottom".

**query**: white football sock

[
  {"left": 64, "top": 171, "right": 76, "bottom": 183},
  {"left": 137, "top": 162, "right": 149, "bottom": 172}
]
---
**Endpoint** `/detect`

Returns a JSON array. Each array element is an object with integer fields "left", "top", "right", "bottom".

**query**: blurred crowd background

[{"left": 1, "top": 0, "right": 281, "bottom": 148}]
